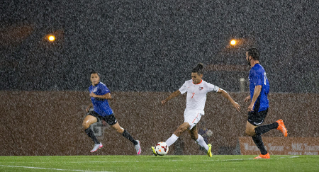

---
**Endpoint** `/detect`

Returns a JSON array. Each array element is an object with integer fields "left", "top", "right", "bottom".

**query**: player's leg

[
  {"left": 82, "top": 115, "right": 99, "bottom": 144},
  {"left": 111, "top": 122, "right": 139, "bottom": 145},
  {"left": 82, "top": 115, "right": 102, "bottom": 152},
  {"left": 246, "top": 121, "right": 268, "bottom": 157},
  {"left": 188, "top": 125, "right": 199, "bottom": 140},
  {"left": 165, "top": 111, "right": 202, "bottom": 147},
  {"left": 246, "top": 111, "right": 269, "bottom": 159},
  {"left": 165, "top": 122, "right": 190, "bottom": 147},
  {"left": 255, "top": 121, "right": 279, "bottom": 135},
  {"left": 253, "top": 110, "right": 287, "bottom": 137},
  {"left": 188, "top": 121, "right": 212, "bottom": 157},
  {"left": 166, "top": 111, "right": 200, "bottom": 147},
  {"left": 153, "top": 111, "right": 192, "bottom": 155},
  {"left": 152, "top": 123, "right": 188, "bottom": 155},
  {"left": 189, "top": 125, "right": 212, "bottom": 157},
  {"left": 106, "top": 115, "right": 141, "bottom": 155},
  {"left": 255, "top": 121, "right": 287, "bottom": 137},
  {"left": 189, "top": 124, "right": 209, "bottom": 149},
  {"left": 245, "top": 121, "right": 257, "bottom": 136},
  {"left": 152, "top": 122, "right": 189, "bottom": 156},
  {"left": 189, "top": 125, "right": 207, "bottom": 150}
]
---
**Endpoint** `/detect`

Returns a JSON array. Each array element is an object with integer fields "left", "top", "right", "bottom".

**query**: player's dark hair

[
  {"left": 90, "top": 71, "right": 100, "bottom": 77},
  {"left": 247, "top": 48, "right": 260, "bottom": 60},
  {"left": 192, "top": 63, "right": 204, "bottom": 75}
]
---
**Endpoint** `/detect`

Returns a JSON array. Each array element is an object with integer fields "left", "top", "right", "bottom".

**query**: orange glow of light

[
  {"left": 47, "top": 35, "right": 55, "bottom": 42},
  {"left": 230, "top": 39, "right": 237, "bottom": 46}
]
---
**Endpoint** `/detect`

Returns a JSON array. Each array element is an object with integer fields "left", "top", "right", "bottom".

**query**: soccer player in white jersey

[{"left": 152, "top": 63, "right": 240, "bottom": 157}]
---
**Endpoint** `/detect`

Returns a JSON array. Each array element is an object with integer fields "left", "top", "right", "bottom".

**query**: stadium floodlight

[
  {"left": 47, "top": 35, "right": 56, "bottom": 42},
  {"left": 230, "top": 39, "right": 237, "bottom": 46}
]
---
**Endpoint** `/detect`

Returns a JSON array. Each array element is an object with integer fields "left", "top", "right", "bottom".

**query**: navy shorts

[
  {"left": 247, "top": 109, "right": 268, "bottom": 126},
  {"left": 89, "top": 111, "right": 117, "bottom": 126}
]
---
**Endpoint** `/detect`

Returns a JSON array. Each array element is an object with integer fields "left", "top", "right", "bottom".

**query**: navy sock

[
  {"left": 252, "top": 135, "right": 267, "bottom": 155},
  {"left": 255, "top": 122, "right": 279, "bottom": 135},
  {"left": 122, "top": 130, "right": 138, "bottom": 145},
  {"left": 85, "top": 128, "right": 100, "bottom": 144}
]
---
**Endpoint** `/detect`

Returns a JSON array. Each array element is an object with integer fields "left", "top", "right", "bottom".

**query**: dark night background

[{"left": 1, "top": 0, "right": 318, "bottom": 92}]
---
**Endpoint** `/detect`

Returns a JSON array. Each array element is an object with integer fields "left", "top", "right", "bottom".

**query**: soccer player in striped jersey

[
  {"left": 82, "top": 71, "right": 141, "bottom": 154},
  {"left": 244, "top": 48, "right": 288, "bottom": 159},
  {"left": 152, "top": 63, "right": 240, "bottom": 157}
]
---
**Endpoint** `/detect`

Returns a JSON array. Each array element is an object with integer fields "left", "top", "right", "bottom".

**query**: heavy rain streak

[{"left": 1, "top": 0, "right": 318, "bottom": 159}]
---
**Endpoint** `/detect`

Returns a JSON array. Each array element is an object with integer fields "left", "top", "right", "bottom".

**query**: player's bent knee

[
  {"left": 82, "top": 122, "right": 89, "bottom": 129},
  {"left": 112, "top": 124, "right": 124, "bottom": 133},
  {"left": 82, "top": 120, "right": 95, "bottom": 129},
  {"left": 116, "top": 128, "right": 124, "bottom": 133}
]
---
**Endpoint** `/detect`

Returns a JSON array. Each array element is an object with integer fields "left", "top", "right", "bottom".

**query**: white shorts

[{"left": 184, "top": 110, "right": 204, "bottom": 130}]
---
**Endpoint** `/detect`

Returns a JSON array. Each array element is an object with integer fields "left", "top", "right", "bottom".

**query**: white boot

[{"left": 90, "top": 143, "right": 103, "bottom": 153}]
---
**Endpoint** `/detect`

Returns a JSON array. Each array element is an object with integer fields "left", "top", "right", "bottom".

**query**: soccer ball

[
  {"left": 155, "top": 142, "right": 169, "bottom": 156},
  {"left": 206, "top": 129, "right": 213, "bottom": 137}
]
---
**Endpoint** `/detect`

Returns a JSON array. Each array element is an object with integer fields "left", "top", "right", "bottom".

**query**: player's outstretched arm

[
  {"left": 217, "top": 88, "right": 240, "bottom": 112},
  {"left": 161, "top": 90, "right": 181, "bottom": 105}
]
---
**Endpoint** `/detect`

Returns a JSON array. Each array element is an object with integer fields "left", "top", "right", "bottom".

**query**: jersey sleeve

[
  {"left": 99, "top": 84, "right": 111, "bottom": 95},
  {"left": 178, "top": 82, "right": 188, "bottom": 94},
  {"left": 206, "top": 83, "right": 219, "bottom": 93}
]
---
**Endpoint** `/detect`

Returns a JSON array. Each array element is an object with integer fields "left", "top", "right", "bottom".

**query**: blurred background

[{"left": 1, "top": 0, "right": 318, "bottom": 92}]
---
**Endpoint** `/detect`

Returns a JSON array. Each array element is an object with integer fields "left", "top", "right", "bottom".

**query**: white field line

[
  {"left": 0, "top": 164, "right": 112, "bottom": 172},
  {"left": 289, "top": 156, "right": 300, "bottom": 158},
  {"left": 2, "top": 160, "right": 185, "bottom": 164}
]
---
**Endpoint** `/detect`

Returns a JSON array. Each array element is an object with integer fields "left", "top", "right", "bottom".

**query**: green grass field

[{"left": 0, "top": 155, "right": 318, "bottom": 172}]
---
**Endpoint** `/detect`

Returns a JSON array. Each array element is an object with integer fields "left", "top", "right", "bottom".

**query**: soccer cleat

[
  {"left": 276, "top": 119, "right": 288, "bottom": 137},
  {"left": 151, "top": 146, "right": 157, "bottom": 156},
  {"left": 135, "top": 140, "right": 142, "bottom": 155},
  {"left": 254, "top": 153, "right": 270, "bottom": 159},
  {"left": 90, "top": 143, "right": 103, "bottom": 153},
  {"left": 207, "top": 144, "right": 212, "bottom": 157}
]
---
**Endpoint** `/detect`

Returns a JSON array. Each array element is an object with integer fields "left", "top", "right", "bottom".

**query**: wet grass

[{"left": 0, "top": 155, "right": 318, "bottom": 172}]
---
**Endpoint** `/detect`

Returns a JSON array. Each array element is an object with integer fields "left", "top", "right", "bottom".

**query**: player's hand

[
  {"left": 90, "top": 92, "right": 97, "bottom": 98},
  {"left": 244, "top": 96, "right": 251, "bottom": 102},
  {"left": 233, "top": 102, "right": 241, "bottom": 112},
  {"left": 247, "top": 103, "right": 254, "bottom": 112},
  {"left": 161, "top": 100, "right": 167, "bottom": 105},
  {"left": 86, "top": 106, "right": 91, "bottom": 112}
]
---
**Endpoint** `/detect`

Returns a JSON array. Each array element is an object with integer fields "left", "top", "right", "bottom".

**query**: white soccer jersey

[{"left": 179, "top": 79, "right": 219, "bottom": 113}]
